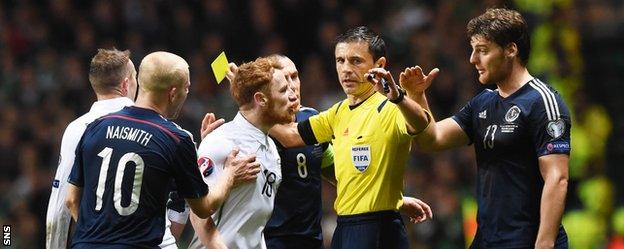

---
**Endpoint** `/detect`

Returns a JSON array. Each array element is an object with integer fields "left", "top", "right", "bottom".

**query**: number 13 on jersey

[{"left": 483, "top": 125, "right": 497, "bottom": 149}]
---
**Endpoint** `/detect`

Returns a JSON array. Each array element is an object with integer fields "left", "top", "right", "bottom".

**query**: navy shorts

[
  {"left": 265, "top": 235, "right": 323, "bottom": 249},
  {"left": 331, "top": 210, "right": 408, "bottom": 249}
]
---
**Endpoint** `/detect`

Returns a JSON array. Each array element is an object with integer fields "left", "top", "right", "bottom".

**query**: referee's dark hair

[
  {"left": 335, "top": 26, "right": 386, "bottom": 61},
  {"left": 467, "top": 8, "right": 531, "bottom": 66}
]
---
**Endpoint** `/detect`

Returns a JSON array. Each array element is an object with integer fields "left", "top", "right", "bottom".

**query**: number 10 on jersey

[{"left": 96, "top": 147, "right": 145, "bottom": 216}]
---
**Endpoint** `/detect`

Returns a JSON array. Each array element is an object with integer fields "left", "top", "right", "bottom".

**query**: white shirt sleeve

[
  {"left": 46, "top": 120, "right": 87, "bottom": 249},
  {"left": 167, "top": 203, "right": 190, "bottom": 224},
  {"left": 197, "top": 134, "right": 235, "bottom": 187}
]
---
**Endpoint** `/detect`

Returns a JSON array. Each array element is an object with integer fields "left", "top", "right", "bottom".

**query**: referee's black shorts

[
  {"left": 331, "top": 210, "right": 408, "bottom": 249},
  {"left": 266, "top": 235, "right": 323, "bottom": 249}
]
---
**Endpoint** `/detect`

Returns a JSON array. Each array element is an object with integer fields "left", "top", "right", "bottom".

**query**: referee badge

[
  {"left": 546, "top": 119, "right": 566, "bottom": 139},
  {"left": 351, "top": 145, "right": 371, "bottom": 172}
]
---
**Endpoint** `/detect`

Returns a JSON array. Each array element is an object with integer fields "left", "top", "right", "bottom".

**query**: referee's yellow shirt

[{"left": 300, "top": 92, "right": 413, "bottom": 215}]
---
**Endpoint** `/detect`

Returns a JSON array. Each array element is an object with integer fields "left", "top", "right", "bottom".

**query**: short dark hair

[
  {"left": 335, "top": 26, "right": 386, "bottom": 61},
  {"left": 88, "top": 48, "right": 131, "bottom": 94},
  {"left": 467, "top": 8, "right": 530, "bottom": 65}
]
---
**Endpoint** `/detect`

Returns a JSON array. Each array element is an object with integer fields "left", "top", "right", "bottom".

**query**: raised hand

[
  {"left": 225, "top": 63, "right": 238, "bottom": 83},
  {"left": 399, "top": 66, "right": 439, "bottom": 95},
  {"left": 200, "top": 113, "right": 225, "bottom": 140},
  {"left": 223, "top": 148, "right": 261, "bottom": 186},
  {"left": 366, "top": 67, "right": 402, "bottom": 101},
  {"left": 400, "top": 196, "right": 433, "bottom": 224}
]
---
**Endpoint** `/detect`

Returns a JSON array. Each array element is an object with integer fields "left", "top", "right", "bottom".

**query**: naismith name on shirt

[{"left": 106, "top": 125, "right": 153, "bottom": 147}]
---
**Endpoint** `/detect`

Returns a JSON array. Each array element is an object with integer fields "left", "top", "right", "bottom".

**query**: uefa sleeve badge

[{"left": 546, "top": 119, "right": 565, "bottom": 139}]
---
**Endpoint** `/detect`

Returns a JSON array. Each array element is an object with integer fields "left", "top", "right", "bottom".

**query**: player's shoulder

[
  {"left": 197, "top": 123, "right": 236, "bottom": 155},
  {"left": 68, "top": 107, "right": 110, "bottom": 129},
  {"left": 168, "top": 121, "right": 196, "bottom": 142},
  {"left": 474, "top": 88, "right": 497, "bottom": 101},
  {"left": 523, "top": 78, "right": 567, "bottom": 111},
  {"left": 112, "top": 110, "right": 194, "bottom": 145},
  {"left": 64, "top": 114, "right": 90, "bottom": 135},
  {"left": 65, "top": 107, "right": 117, "bottom": 138},
  {"left": 524, "top": 78, "right": 563, "bottom": 100},
  {"left": 297, "top": 106, "right": 319, "bottom": 120}
]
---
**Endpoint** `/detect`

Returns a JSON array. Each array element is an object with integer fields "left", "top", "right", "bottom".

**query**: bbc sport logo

[{"left": 3, "top": 225, "right": 10, "bottom": 246}]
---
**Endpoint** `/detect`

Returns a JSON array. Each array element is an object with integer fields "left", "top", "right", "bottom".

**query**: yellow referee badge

[{"left": 210, "top": 51, "right": 229, "bottom": 84}]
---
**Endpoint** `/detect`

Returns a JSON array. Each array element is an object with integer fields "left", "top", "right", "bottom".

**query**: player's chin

[
  {"left": 477, "top": 74, "right": 489, "bottom": 85},
  {"left": 275, "top": 115, "right": 295, "bottom": 125}
]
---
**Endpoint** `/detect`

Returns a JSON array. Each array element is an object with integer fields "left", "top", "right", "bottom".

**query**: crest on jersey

[
  {"left": 197, "top": 157, "right": 214, "bottom": 177},
  {"left": 546, "top": 119, "right": 566, "bottom": 139},
  {"left": 351, "top": 145, "right": 371, "bottom": 172},
  {"left": 505, "top": 106, "right": 521, "bottom": 122}
]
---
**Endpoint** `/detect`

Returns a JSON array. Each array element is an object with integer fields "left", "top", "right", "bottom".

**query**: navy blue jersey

[
  {"left": 68, "top": 106, "right": 208, "bottom": 248},
  {"left": 265, "top": 107, "right": 330, "bottom": 242},
  {"left": 453, "top": 79, "right": 570, "bottom": 248}
]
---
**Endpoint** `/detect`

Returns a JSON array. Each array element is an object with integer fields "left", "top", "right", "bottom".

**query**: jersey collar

[
  {"left": 348, "top": 92, "right": 384, "bottom": 110},
  {"left": 233, "top": 112, "right": 271, "bottom": 149},
  {"left": 89, "top": 97, "right": 134, "bottom": 113}
]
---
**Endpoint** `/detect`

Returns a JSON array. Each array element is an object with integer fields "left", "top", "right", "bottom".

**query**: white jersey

[
  {"left": 45, "top": 97, "right": 180, "bottom": 249},
  {"left": 189, "top": 112, "right": 282, "bottom": 249}
]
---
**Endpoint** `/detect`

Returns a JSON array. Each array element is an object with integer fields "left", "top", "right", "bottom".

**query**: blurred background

[{"left": 0, "top": 0, "right": 622, "bottom": 248}]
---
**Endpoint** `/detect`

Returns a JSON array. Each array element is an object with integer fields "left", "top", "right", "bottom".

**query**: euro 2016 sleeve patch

[{"left": 197, "top": 157, "right": 214, "bottom": 177}]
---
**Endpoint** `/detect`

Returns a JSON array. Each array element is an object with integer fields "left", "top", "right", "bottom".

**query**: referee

[{"left": 271, "top": 26, "right": 432, "bottom": 249}]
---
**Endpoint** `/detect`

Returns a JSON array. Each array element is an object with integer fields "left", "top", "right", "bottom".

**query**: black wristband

[{"left": 389, "top": 88, "right": 406, "bottom": 104}]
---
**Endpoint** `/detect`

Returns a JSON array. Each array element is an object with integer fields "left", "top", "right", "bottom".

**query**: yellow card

[{"left": 210, "top": 52, "right": 229, "bottom": 84}]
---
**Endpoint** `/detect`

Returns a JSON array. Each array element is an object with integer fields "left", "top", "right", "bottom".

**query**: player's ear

[
  {"left": 374, "top": 57, "right": 387, "bottom": 68},
  {"left": 505, "top": 42, "right": 518, "bottom": 59},
  {"left": 169, "top": 86, "right": 178, "bottom": 103},
  {"left": 254, "top": 92, "right": 268, "bottom": 107},
  {"left": 120, "top": 77, "right": 129, "bottom": 96}
]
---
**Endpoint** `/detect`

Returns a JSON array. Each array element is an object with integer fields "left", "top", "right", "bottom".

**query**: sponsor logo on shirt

[
  {"left": 479, "top": 110, "right": 487, "bottom": 119},
  {"left": 546, "top": 141, "right": 570, "bottom": 153}
]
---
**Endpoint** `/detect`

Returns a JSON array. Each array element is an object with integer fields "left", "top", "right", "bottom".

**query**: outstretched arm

[
  {"left": 187, "top": 149, "right": 260, "bottom": 218},
  {"left": 399, "top": 66, "right": 470, "bottom": 152},
  {"left": 367, "top": 68, "right": 430, "bottom": 135},
  {"left": 269, "top": 123, "right": 306, "bottom": 148}
]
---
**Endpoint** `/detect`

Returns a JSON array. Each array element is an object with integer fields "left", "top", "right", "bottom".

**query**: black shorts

[
  {"left": 331, "top": 210, "right": 408, "bottom": 249},
  {"left": 265, "top": 235, "right": 323, "bottom": 249}
]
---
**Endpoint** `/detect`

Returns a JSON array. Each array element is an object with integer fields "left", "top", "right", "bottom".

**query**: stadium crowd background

[{"left": 0, "top": 0, "right": 622, "bottom": 248}]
